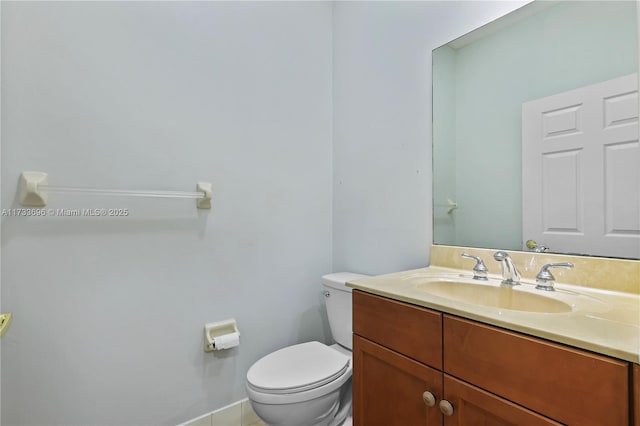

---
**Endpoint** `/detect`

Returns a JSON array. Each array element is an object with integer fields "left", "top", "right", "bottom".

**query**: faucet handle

[
  {"left": 535, "top": 262, "right": 574, "bottom": 291},
  {"left": 461, "top": 253, "right": 488, "bottom": 280}
]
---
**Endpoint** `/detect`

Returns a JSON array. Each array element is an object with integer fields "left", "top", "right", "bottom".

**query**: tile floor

[{"left": 183, "top": 399, "right": 265, "bottom": 426}]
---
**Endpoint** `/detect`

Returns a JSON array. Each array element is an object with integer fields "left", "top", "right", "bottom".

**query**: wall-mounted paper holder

[{"left": 204, "top": 319, "right": 240, "bottom": 352}]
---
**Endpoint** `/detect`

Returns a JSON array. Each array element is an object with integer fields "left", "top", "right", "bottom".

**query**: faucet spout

[{"left": 493, "top": 251, "right": 521, "bottom": 285}]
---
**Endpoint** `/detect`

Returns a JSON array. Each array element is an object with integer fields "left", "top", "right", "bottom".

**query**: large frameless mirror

[{"left": 432, "top": 0, "right": 639, "bottom": 259}]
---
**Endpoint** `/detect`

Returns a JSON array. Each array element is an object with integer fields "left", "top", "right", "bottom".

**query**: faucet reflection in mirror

[
  {"left": 526, "top": 239, "right": 549, "bottom": 253},
  {"left": 432, "top": 0, "right": 639, "bottom": 259}
]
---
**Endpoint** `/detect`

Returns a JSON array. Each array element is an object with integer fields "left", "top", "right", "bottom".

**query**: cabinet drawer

[
  {"left": 444, "top": 315, "right": 629, "bottom": 425},
  {"left": 353, "top": 290, "right": 442, "bottom": 369}
]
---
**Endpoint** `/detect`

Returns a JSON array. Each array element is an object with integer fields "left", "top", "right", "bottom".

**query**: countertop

[{"left": 347, "top": 266, "right": 640, "bottom": 363}]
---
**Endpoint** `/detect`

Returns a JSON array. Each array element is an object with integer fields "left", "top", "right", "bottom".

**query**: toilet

[{"left": 246, "top": 272, "right": 368, "bottom": 426}]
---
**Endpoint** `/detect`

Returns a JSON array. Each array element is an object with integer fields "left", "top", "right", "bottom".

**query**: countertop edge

[{"left": 347, "top": 279, "right": 640, "bottom": 364}]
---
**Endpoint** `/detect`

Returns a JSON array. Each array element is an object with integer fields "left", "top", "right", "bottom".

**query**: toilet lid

[{"left": 247, "top": 341, "right": 350, "bottom": 394}]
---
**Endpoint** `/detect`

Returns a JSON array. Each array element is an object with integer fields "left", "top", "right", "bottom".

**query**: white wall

[
  {"left": 0, "top": 3, "right": 3, "bottom": 421},
  {"left": 332, "top": 1, "right": 530, "bottom": 275},
  {"left": 1, "top": 2, "right": 332, "bottom": 425},
  {"left": 0, "top": 1, "right": 535, "bottom": 425}
]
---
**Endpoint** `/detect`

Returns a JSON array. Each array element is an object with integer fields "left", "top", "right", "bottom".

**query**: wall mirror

[{"left": 432, "top": 0, "right": 639, "bottom": 259}]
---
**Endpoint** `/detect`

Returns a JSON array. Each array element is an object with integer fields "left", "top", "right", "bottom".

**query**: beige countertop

[{"left": 347, "top": 265, "right": 640, "bottom": 363}]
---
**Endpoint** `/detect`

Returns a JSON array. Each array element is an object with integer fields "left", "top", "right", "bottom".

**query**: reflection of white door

[{"left": 522, "top": 73, "right": 640, "bottom": 259}]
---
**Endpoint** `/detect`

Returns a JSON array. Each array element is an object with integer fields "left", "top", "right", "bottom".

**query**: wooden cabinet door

[
  {"left": 442, "top": 375, "right": 561, "bottom": 426},
  {"left": 634, "top": 364, "right": 640, "bottom": 426},
  {"left": 353, "top": 335, "right": 442, "bottom": 426}
]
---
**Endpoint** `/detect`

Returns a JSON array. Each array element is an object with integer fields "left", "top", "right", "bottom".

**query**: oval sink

[{"left": 416, "top": 280, "right": 572, "bottom": 313}]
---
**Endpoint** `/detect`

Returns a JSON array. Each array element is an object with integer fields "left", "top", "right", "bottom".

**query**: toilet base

[
  {"left": 250, "top": 378, "right": 352, "bottom": 426},
  {"left": 328, "top": 379, "right": 352, "bottom": 426},
  {"left": 338, "top": 416, "right": 352, "bottom": 426},
  {"left": 250, "top": 392, "right": 339, "bottom": 426}
]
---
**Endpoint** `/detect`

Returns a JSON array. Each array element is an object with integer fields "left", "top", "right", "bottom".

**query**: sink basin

[{"left": 416, "top": 280, "right": 572, "bottom": 313}]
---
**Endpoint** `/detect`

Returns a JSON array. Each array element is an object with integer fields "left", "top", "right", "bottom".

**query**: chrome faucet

[
  {"left": 493, "top": 251, "right": 521, "bottom": 285},
  {"left": 535, "top": 262, "right": 574, "bottom": 291},
  {"left": 461, "top": 253, "right": 488, "bottom": 280}
]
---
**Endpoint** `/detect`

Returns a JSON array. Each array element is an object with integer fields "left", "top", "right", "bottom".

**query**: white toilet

[{"left": 246, "top": 272, "right": 368, "bottom": 426}]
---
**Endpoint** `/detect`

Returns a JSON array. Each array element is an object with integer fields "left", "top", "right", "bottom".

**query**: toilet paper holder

[{"left": 204, "top": 319, "right": 240, "bottom": 352}]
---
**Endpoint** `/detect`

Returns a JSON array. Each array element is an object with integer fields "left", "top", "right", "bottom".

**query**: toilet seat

[{"left": 247, "top": 342, "right": 350, "bottom": 394}]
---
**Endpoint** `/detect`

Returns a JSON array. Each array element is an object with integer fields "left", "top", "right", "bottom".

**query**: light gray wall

[
  {"left": 1, "top": 2, "right": 332, "bottom": 425},
  {"left": 1, "top": 1, "right": 533, "bottom": 425},
  {"left": 331, "top": 1, "right": 529, "bottom": 275}
]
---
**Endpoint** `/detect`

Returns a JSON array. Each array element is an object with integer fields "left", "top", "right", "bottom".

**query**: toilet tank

[{"left": 321, "top": 272, "right": 369, "bottom": 350}]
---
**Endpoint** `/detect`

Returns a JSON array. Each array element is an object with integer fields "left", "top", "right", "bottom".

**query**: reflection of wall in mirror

[
  {"left": 433, "top": 0, "right": 638, "bottom": 254},
  {"left": 433, "top": 45, "right": 457, "bottom": 243}
]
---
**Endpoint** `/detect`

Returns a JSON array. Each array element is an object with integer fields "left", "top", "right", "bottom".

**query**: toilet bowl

[
  {"left": 247, "top": 342, "right": 352, "bottom": 426},
  {"left": 245, "top": 273, "right": 367, "bottom": 426}
]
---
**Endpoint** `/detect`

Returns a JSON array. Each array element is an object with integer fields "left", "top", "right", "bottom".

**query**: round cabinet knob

[
  {"left": 422, "top": 391, "right": 436, "bottom": 407},
  {"left": 439, "top": 400, "right": 454, "bottom": 416}
]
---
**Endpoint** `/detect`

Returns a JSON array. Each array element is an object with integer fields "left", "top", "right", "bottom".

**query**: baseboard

[{"left": 178, "top": 398, "right": 262, "bottom": 426}]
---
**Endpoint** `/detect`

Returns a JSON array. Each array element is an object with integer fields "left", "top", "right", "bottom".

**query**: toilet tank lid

[{"left": 321, "top": 272, "right": 369, "bottom": 290}]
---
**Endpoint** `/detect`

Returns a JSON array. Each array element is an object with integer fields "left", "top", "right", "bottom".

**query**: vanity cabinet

[{"left": 353, "top": 290, "right": 635, "bottom": 426}]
